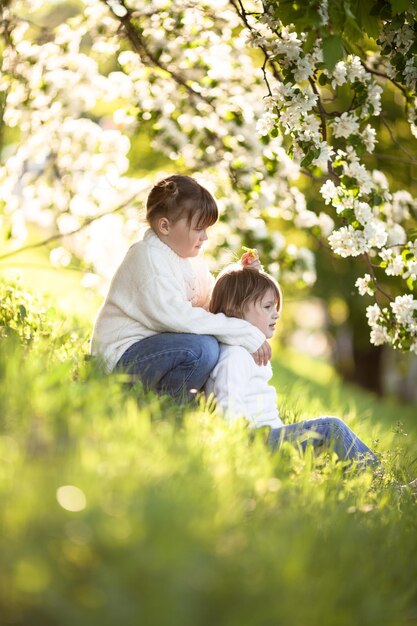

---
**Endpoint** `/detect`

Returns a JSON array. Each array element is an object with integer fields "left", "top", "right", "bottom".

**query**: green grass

[{"left": 1, "top": 279, "right": 417, "bottom": 626}]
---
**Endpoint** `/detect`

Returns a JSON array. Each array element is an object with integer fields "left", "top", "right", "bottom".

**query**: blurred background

[{"left": 1, "top": 0, "right": 417, "bottom": 403}]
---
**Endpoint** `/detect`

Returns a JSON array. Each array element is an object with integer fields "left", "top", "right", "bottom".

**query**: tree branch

[
  {"left": 365, "top": 252, "right": 395, "bottom": 303},
  {"left": 0, "top": 192, "right": 141, "bottom": 262},
  {"left": 229, "top": 0, "right": 284, "bottom": 84},
  {"left": 101, "top": 0, "right": 215, "bottom": 108},
  {"left": 361, "top": 61, "right": 407, "bottom": 97}
]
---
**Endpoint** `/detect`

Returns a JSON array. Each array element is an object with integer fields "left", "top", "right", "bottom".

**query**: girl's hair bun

[
  {"left": 161, "top": 178, "right": 178, "bottom": 197},
  {"left": 146, "top": 174, "right": 218, "bottom": 228}
]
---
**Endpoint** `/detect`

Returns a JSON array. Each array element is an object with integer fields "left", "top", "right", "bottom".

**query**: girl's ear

[{"left": 157, "top": 217, "right": 170, "bottom": 236}]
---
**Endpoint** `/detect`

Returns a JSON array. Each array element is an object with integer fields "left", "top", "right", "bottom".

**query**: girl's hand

[
  {"left": 251, "top": 340, "right": 271, "bottom": 366},
  {"left": 240, "top": 247, "right": 262, "bottom": 271}
]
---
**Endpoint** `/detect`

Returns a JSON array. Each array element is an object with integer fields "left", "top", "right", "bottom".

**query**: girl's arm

[{"left": 135, "top": 273, "right": 266, "bottom": 353}]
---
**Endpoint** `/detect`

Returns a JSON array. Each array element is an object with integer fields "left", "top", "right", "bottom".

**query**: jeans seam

[
  {"left": 170, "top": 358, "right": 200, "bottom": 396},
  {"left": 122, "top": 348, "right": 200, "bottom": 368}
]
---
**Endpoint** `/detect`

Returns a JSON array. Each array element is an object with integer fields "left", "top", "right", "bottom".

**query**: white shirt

[
  {"left": 205, "top": 344, "right": 283, "bottom": 429},
  {"left": 91, "top": 229, "right": 265, "bottom": 371}
]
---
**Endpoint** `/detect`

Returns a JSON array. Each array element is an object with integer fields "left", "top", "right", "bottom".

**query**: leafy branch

[{"left": 0, "top": 192, "right": 142, "bottom": 262}]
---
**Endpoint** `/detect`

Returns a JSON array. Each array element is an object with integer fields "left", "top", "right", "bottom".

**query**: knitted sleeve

[{"left": 138, "top": 273, "right": 265, "bottom": 353}]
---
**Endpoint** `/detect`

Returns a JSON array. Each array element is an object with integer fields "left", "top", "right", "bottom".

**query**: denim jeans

[
  {"left": 115, "top": 333, "right": 220, "bottom": 400},
  {"left": 268, "top": 416, "right": 379, "bottom": 469}
]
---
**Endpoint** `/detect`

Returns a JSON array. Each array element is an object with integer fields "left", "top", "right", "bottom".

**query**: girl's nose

[{"left": 201, "top": 230, "right": 208, "bottom": 241}]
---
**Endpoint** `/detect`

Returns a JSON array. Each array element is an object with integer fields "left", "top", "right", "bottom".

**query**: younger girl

[
  {"left": 206, "top": 263, "right": 379, "bottom": 469},
  {"left": 91, "top": 175, "right": 269, "bottom": 399}
]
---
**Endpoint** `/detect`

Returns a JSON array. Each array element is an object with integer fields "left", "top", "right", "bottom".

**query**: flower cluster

[
  {"left": 1, "top": 0, "right": 417, "bottom": 353},
  {"left": 0, "top": 0, "right": 315, "bottom": 294},
  {"left": 378, "top": 9, "right": 417, "bottom": 136},
  {"left": 245, "top": 3, "right": 417, "bottom": 352}
]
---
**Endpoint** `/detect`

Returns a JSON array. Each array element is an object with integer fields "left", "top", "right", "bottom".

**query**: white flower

[
  {"left": 346, "top": 55, "right": 366, "bottom": 82},
  {"left": 354, "top": 201, "right": 373, "bottom": 226},
  {"left": 318, "top": 0, "right": 329, "bottom": 25},
  {"left": 370, "top": 324, "right": 390, "bottom": 346},
  {"left": 372, "top": 170, "right": 389, "bottom": 189},
  {"left": 366, "top": 303, "right": 382, "bottom": 325},
  {"left": 404, "top": 260, "right": 417, "bottom": 281},
  {"left": 318, "top": 212, "right": 335, "bottom": 237},
  {"left": 387, "top": 223, "right": 407, "bottom": 247},
  {"left": 50, "top": 246, "right": 72, "bottom": 267},
  {"left": 294, "top": 209, "right": 318, "bottom": 229},
  {"left": 343, "top": 161, "right": 373, "bottom": 193},
  {"left": 395, "top": 24, "right": 414, "bottom": 53},
  {"left": 363, "top": 220, "right": 388, "bottom": 249},
  {"left": 320, "top": 179, "right": 337, "bottom": 204},
  {"left": 356, "top": 273, "right": 373, "bottom": 296},
  {"left": 391, "top": 294, "right": 417, "bottom": 325},
  {"left": 274, "top": 27, "right": 303, "bottom": 62},
  {"left": 294, "top": 57, "right": 313, "bottom": 82},
  {"left": 403, "top": 58, "right": 417, "bottom": 89},
  {"left": 328, "top": 225, "right": 367, "bottom": 257},
  {"left": 362, "top": 125, "right": 377, "bottom": 152},
  {"left": 332, "top": 61, "right": 347, "bottom": 87},
  {"left": 385, "top": 254, "right": 404, "bottom": 276},
  {"left": 391, "top": 190, "right": 414, "bottom": 221},
  {"left": 256, "top": 111, "right": 276, "bottom": 136},
  {"left": 367, "top": 83, "right": 383, "bottom": 116},
  {"left": 338, "top": 193, "right": 356, "bottom": 211},
  {"left": 331, "top": 112, "right": 360, "bottom": 139},
  {"left": 379, "top": 248, "right": 393, "bottom": 262},
  {"left": 312, "top": 141, "right": 334, "bottom": 168}
]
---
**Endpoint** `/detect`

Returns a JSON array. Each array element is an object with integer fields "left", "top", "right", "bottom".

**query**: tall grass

[{"left": 1, "top": 278, "right": 417, "bottom": 626}]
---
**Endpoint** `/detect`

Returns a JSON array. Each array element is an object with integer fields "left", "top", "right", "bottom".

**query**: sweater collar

[{"left": 144, "top": 228, "right": 184, "bottom": 262}]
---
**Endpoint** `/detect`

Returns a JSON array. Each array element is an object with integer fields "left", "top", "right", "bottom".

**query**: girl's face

[
  {"left": 157, "top": 215, "right": 209, "bottom": 258},
  {"left": 243, "top": 288, "right": 280, "bottom": 339}
]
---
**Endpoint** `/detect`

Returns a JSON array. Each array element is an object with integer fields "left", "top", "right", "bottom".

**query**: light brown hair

[
  {"left": 209, "top": 264, "right": 282, "bottom": 319},
  {"left": 146, "top": 174, "right": 218, "bottom": 229}
]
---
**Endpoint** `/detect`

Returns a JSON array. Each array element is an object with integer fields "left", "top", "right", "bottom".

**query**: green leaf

[
  {"left": 301, "top": 151, "right": 315, "bottom": 168},
  {"left": 359, "top": 2, "right": 383, "bottom": 38},
  {"left": 329, "top": 1, "right": 346, "bottom": 30},
  {"left": 322, "top": 34, "right": 345, "bottom": 71},
  {"left": 390, "top": 0, "right": 412, "bottom": 14},
  {"left": 391, "top": 14, "right": 405, "bottom": 28},
  {"left": 304, "top": 29, "right": 318, "bottom": 54},
  {"left": 318, "top": 72, "right": 328, "bottom": 86}
]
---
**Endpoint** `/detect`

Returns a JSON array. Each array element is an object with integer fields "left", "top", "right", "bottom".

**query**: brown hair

[
  {"left": 209, "top": 264, "right": 282, "bottom": 319},
  {"left": 146, "top": 175, "right": 218, "bottom": 229}
]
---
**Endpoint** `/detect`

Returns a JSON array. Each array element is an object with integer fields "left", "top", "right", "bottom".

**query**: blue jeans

[
  {"left": 268, "top": 416, "right": 379, "bottom": 469},
  {"left": 115, "top": 333, "right": 220, "bottom": 400}
]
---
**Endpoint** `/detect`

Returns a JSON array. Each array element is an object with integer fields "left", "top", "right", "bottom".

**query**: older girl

[{"left": 91, "top": 175, "right": 269, "bottom": 399}]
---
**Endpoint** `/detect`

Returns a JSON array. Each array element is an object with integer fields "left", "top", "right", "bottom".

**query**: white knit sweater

[
  {"left": 205, "top": 345, "right": 283, "bottom": 429},
  {"left": 91, "top": 229, "right": 265, "bottom": 372}
]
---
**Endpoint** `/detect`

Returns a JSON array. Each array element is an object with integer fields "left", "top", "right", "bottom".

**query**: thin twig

[
  {"left": 361, "top": 61, "right": 407, "bottom": 97},
  {"left": 379, "top": 116, "right": 417, "bottom": 163},
  {"left": 0, "top": 192, "right": 141, "bottom": 262},
  {"left": 101, "top": 0, "right": 214, "bottom": 108},
  {"left": 308, "top": 77, "right": 340, "bottom": 184},
  {"left": 230, "top": 0, "right": 283, "bottom": 83},
  {"left": 365, "top": 252, "right": 395, "bottom": 303}
]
